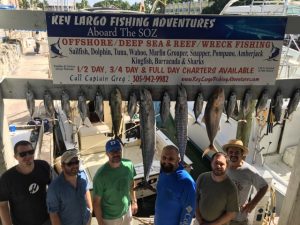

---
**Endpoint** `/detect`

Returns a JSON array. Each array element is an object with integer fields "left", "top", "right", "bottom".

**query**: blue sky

[{"left": 88, "top": 0, "right": 139, "bottom": 6}]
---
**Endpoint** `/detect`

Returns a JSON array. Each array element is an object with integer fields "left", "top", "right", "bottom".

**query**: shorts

[{"left": 103, "top": 209, "right": 132, "bottom": 225}]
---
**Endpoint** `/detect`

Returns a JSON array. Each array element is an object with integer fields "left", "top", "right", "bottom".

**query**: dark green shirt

[{"left": 196, "top": 172, "right": 239, "bottom": 223}]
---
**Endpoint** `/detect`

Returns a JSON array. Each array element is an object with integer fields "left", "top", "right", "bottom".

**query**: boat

[
  {"left": 221, "top": 0, "right": 300, "bottom": 80},
  {"left": 220, "top": 0, "right": 300, "bottom": 16}
]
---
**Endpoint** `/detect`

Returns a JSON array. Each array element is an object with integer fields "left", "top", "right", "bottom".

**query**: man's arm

[
  {"left": 179, "top": 180, "right": 196, "bottom": 225},
  {"left": 50, "top": 166, "right": 58, "bottom": 180},
  {"left": 85, "top": 190, "right": 93, "bottom": 214},
  {"left": 93, "top": 195, "right": 104, "bottom": 225},
  {"left": 242, "top": 184, "right": 268, "bottom": 213},
  {"left": 0, "top": 201, "right": 12, "bottom": 225},
  {"left": 195, "top": 176, "right": 204, "bottom": 224},
  {"left": 195, "top": 202, "right": 204, "bottom": 224},
  {"left": 49, "top": 212, "right": 62, "bottom": 225},
  {"left": 130, "top": 180, "right": 138, "bottom": 215}
]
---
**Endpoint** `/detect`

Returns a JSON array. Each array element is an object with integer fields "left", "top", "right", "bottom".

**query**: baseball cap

[
  {"left": 106, "top": 139, "right": 122, "bottom": 152},
  {"left": 61, "top": 150, "right": 78, "bottom": 163}
]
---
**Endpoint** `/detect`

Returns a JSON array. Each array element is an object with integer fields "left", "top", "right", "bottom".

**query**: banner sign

[{"left": 46, "top": 12, "right": 287, "bottom": 85}]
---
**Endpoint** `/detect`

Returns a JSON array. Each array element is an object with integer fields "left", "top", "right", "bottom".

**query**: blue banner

[{"left": 46, "top": 12, "right": 287, "bottom": 40}]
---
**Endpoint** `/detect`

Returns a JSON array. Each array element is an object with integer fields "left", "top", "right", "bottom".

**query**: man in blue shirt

[
  {"left": 47, "top": 150, "right": 92, "bottom": 225},
  {"left": 155, "top": 145, "right": 196, "bottom": 225}
]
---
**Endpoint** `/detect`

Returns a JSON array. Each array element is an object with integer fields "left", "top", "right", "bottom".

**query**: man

[
  {"left": 0, "top": 140, "right": 53, "bottom": 225},
  {"left": 196, "top": 152, "right": 239, "bottom": 225},
  {"left": 155, "top": 145, "right": 196, "bottom": 225},
  {"left": 34, "top": 31, "right": 41, "bottom": 54},
  {"left": 47, "top": 150, "right": 92, "bottom": 225},
  {"left": 93, "top": 139, "right": 138, "bottom": 225},
  {"left": 223, "top": 139, "right": 268, "bottom": 225}
]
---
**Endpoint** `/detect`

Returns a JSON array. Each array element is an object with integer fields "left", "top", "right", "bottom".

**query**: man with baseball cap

[
  {"left": 47, "top": 150, "right": 92, "bottom": 225},
  {"left": 93, "top": 139, "right": 138, "bottom": 225},
  {"left": 223, "top": 139, "right": 268, "bottom": 225}
]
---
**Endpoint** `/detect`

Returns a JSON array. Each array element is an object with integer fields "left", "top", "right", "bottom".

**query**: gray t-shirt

[
  {"left": 196, "top": 172, "right": 239, "bottom": 223},
  {"left": 227, "top": 161, "right": 268, "bottom": 221}
]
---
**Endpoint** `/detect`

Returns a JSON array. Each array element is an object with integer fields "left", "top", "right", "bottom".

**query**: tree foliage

[
  {"left": 18, "top": 0, "right": 48, "bottom": 9},
  {"left": 202, "top": 0, "right": 230, "bottom": 14},
  {"left": 144, "top": 0, "right": 153, "bottom": 12},
  {"left": 93, "top": 0, "right": 130, "bottom": 9},
  {"left": 130, "top": 2, "right": 140, "bottom": 11},
  {"left": 37, "top": 1, "right": 49, "bottom": 9},
  {"left": 90, "top": 0, "right": 189, "bottom": 12},
  {"left": 234, "top": 0, "right": 252, "bottom": 6},
  {"left": 75, "top": 0, "right": 89, "bottom": 9},
  {"left": 18, "top": 0, "right": 30, "bottom": 8}
]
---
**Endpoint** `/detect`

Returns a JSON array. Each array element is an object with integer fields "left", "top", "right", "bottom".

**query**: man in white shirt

[
  {"left": 34, "top": 31, "right": 42, "bottom": 54},
  {"left": 223, "top": 139, "right": 268, "bottom": 225}
]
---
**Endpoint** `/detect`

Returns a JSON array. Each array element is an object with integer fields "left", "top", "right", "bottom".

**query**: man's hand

[
  {"left": 241, "top": 184, "right": 268, "bottom": 214},
  {"left": 241, "top": 202, "right": 256, "bottom": 214},
  {"left": 131, "top": 201, "right": 138, "bottom": 215}
]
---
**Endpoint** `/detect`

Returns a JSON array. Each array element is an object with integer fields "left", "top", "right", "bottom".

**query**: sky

[{"left": 87, "top": 0, "right": 139, "bottom": 6}]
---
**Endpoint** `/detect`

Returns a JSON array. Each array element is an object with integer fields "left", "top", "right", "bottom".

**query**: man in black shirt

[{"left": 0, "top": 140, "right": 53, "bottom": 225}]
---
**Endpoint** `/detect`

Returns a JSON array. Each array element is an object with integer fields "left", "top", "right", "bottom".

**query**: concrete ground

[{"left": 6, "top": 42, "right": 52, "bottom": 163}]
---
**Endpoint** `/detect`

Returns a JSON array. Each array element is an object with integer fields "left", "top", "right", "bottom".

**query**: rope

[
  {"left": 132, "top": 216, "right": 154, "bottom": 225},
  {"left": 261, "top": 186, "right": 277, "bottom": 225}
]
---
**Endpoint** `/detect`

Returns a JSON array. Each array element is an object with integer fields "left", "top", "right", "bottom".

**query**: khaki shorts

[
  {"left": 103, "top": 209, "right": 132, "bottom": 225},
  {"left": 86, "top": 214, "right": 92, "bottom": 225}
]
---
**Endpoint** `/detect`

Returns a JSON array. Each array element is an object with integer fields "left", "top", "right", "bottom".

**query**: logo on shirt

[
  {"left": 182, "top": 205, "right": 193, "bottom": 225},
  {"left": 186, "top": 206, "right": 193, "bottom": 213},
  {"left": 28, "top": 183, "right": 39, "bottom": 194}
]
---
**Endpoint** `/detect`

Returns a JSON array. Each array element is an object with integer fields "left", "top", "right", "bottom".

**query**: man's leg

[
  {"left": 36, "top": 42, "right": 40, "bottom": 54},
  {"left": 86, "top": 214, "right": 92, "bottom": 225},
  {"left": 103, "top": 217, "right": 123, "bottom": 225}
]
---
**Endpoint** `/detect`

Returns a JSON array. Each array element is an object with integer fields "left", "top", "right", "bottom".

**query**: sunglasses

[
  {"left": 18, "top": 150, "right": 35, "bottom": 157},
  {"left": 64, "top": 160, "right": 80, "bottom": 167}
]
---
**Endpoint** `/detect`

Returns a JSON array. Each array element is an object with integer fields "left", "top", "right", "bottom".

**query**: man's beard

[
  {"left": 213, "top": 169, "right": 225, "bottom": 177},
  {"left": 111, "top": 155, "right": 121, "bottom": 163},
  {"left": 65, "top": 167, "right": 79, "bottom": 176},
  {"left": 161, "top": 163, "right": 175, "bottom": 173}
]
